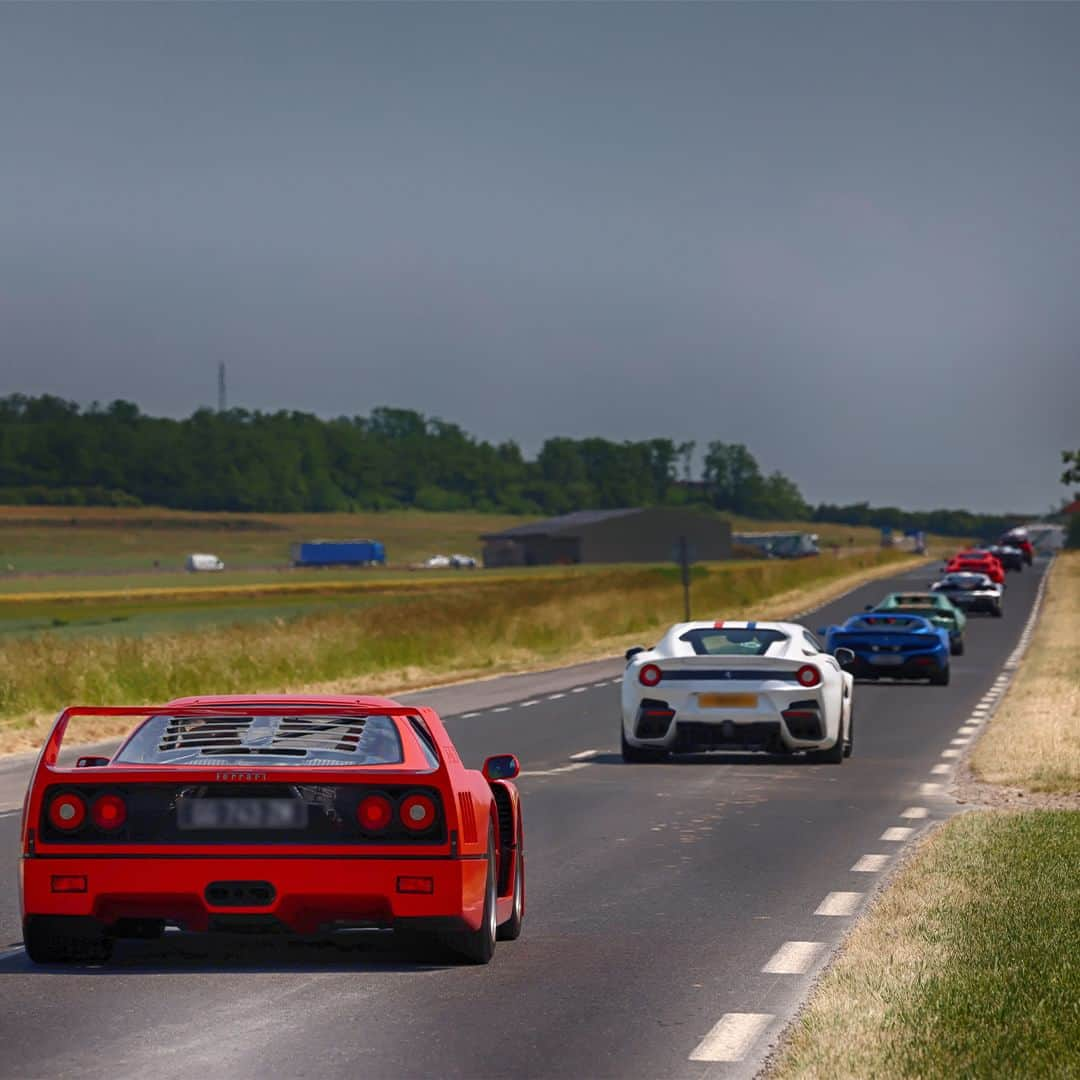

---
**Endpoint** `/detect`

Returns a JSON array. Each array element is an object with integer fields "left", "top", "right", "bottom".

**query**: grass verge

[
  {"left": 770, "top": 811, "right": 1080, "bottom": 1080},
  {"left": 971, "top": 552, "right": 1080, "bottom": 794},
  {"left": 0, "top": 549, "right": 916, "bottom": 753}
]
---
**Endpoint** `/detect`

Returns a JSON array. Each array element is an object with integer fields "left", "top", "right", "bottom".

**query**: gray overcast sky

[{"left": 2, "top": 3, "right": 1077, "bottom": 514}]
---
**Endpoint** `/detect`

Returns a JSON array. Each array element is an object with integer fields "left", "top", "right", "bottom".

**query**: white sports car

[{"left": 621, "top": 620, "right": 855, "bottom": 764}]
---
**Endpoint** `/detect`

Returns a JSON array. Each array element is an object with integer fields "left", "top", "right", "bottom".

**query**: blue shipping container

[{"left": 291, "top": 540, "right": 386, "bottom": 566}]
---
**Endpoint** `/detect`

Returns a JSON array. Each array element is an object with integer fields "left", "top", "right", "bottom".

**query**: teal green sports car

[{"left": 868, "top": 592, "right": 967, "bottom": 655}]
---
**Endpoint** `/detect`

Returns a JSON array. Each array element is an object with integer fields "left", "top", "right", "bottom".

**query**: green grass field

[{"left": 771, "top": 811, "right": 1080, "bottom": 1080}]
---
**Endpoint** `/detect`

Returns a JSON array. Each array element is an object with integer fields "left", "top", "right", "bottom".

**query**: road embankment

[
  {"left": 768, "top": 554, "right": 1080, "bottom": 1080},
  {"left": 0, "top": 550, "right": 918, "bottom": 755}
]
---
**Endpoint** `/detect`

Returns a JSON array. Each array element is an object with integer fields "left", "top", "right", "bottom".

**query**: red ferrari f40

[{"left": 20, "top": 696, "right": 524, "bottom": 965}]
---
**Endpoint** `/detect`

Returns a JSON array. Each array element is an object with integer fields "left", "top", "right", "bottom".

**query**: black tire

[
  {"left": 496, "top": 852, "right": 524, "bottom": 942},
  {"left": 23, "top": 916, "right": 112, "bottom": 965},
  {"left": 621, "top": 728, "right": 669, "bottom": 763},
  {"left": 843, "top": 705, "right": 854, "bottom": 758},
  {"left": 930, "top": 666, "right": 951, "bottom": 686},
  {"left": 991, "top": 605, "right": 1003, "bottom": 618},
  {"left": 446, "top": 828, "right": 497, "bottom": 965},
  {"left": 951, "top": 636, "right": 965, "bottom": 656}
]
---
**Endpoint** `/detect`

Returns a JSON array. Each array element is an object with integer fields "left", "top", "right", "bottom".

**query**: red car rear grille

[{"left": 457, "top": 792, "right": 478, "bottom": 844}]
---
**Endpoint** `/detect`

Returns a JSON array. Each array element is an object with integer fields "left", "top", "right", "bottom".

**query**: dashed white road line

[
  {"left": 951, "top": 737, "right": 971, "bottom": 745},
  {"left": 547, "top": 693, "right": 566, "bottom": 701},
  {"left": 919, "top": 782, "right": 943, "bottom": 795},
  {"left": 930, "top": 763, "right": 951, "bottom": 775},
  {"left": 519, "top": 700, "right": 540, "bottom": 708},
  {"left": 518, "top": 762, "right": 592, "bottom": 778},
  {"left": 940, "top": 749, "right": 961, "bottom": 759},
  {"left": 569, "top": 749, "right": 600, "bottom": 761},
  {"left": 901, "top": 806, "right": 928, "bottom": 819},
  {"left": 815, "top": 891, "right": 863, "bottom": 916},
  {"left": 762, "top": 941, "right": 824, "bottom": 975},
  {"left": 689, "top": 1013, "right": 774, "bottom": 1063},
  {"left": 881, "top": 826, "right": 914, "bottom": 841},
  {"left": 493, "top": 707, "right": 511, "bottom": 714},
  {"left": 851, "top": 854, "right": 890, "bottom": 872},
  {"left": 571, "top": 687, "right": 588, "bottom": 694},
  {"left": 459, "top": 712, "right": 481, "bottom": 720}
]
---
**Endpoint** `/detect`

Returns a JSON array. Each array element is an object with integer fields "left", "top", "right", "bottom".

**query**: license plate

[
  {"left": 177, "top": 799, "right": 307, "bottom": 830},
  {"left": 697, "top": 693, "right": 758, "bottom": 708},
  {"left": 869, "top": 655, "right": 904, "bottom": 666}
]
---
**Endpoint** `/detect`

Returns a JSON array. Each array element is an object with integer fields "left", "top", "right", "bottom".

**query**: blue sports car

[{"left": 818, "top": 612, "right": 951, "bottom": 685}]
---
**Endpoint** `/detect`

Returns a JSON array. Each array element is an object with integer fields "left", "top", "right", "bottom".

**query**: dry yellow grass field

[
  {"left": 971, "top": 552, "right": 1080, "bottom": 794},
  {"left": 0, "top": 551, "right": 918, "bottom": 755}
]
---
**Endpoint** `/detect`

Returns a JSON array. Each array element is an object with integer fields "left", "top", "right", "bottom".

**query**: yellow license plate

[{"left": 697, "top": 693, "right": 758, "bottom": 709}]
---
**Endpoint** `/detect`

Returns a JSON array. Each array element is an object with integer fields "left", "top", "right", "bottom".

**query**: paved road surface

[{"left": 0, "top": 558, "right": 1048, "bottom": 1079}]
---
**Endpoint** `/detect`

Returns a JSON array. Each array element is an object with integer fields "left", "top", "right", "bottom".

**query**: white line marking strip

[
  {"left": 940, "top": 749, "right": 961, "bottom": 758},
  {"left": 852, "top": 854, "right": 890, "bottom": 872},
  {"left": 901, "top": 806, "right": 928, "bottom": 819},
  {"left": 762, "top": 941, "right": 824, "bottom": 975},
  {"left": 518, "top": 762, "right": 591, "bottom": 778},
  {"left": 689, "top": 1013, "right": 774, "bottom": 1063},
  {"left": 519, "top": 700, "right": 540, "bottom": 708},
  {"left": 547, "top": 693, "right": 565, "bottom": 700},
  {"left": 459, "top": 712, "right": 480, "bottom": 720},
  {"left": 881, "top": 826, "right": 914, "bottom": 841},
  {"left": 571, "top": 687, "right": 588, "bottom": 694},
  {"left": 931, "top": 763, "right": 951, "bottom": 775},
  {"left": 919, "top": 782, "right": 943, "bottom": 795},
  {"left": 815, "top": 891, "right": 863, "bottom": 916},
  {"left": 493, "top": 707, "right": 511, "bottom": 714},
  {"left": 569, "top": 749, "right": 600, "bottom": 761}
]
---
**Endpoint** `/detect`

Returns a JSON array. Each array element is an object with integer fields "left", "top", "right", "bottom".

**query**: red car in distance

[
  {"left": 945, "top": 550, "right": 1005, "bottom": 585},
  {"left": 20, "top": 695, "right": 524, "bottom": 966}
]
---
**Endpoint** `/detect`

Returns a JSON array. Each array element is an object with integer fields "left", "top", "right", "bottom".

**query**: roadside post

[{"left": 673, "top": 535, "right": 694, "bottom": 621}]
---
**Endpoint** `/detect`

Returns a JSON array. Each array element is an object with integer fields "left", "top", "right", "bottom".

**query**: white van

[{"left": 185, "top": 553, "right": 225, "bottom": 572}]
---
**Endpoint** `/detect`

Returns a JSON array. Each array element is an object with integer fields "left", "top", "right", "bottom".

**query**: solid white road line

[
  {"left": 930, "top": 763, "right": 951, "bottom": 775},
  {"left": 762, "top": 941, "right": 824, "bottom": 975},
  {"left": 901, "top": 806, "right": 929, "bottom": 819},
  {"left": 881, "top": 827, "right": 914, "bottom": 841},
  {"left": 919, "top": 782, "right": 943, "bottom": 795},
  {"left": 815, "top": 891, "right": 863, "bottom": 916},
  {"left": 689, "top": 1013, "right": 774, "bottom": 1063},
  {"left": 851, "top": 854, "right": 890, "bottom": 872},
  {"left": 569, "top": 749, "right": 600, "bottom": 760}
]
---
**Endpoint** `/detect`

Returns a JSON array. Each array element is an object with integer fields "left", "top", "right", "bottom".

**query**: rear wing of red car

[{"left": 22, "top": 703, "right": 476, "bottom": 856}]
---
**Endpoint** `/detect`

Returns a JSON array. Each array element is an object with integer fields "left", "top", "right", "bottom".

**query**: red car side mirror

[{"left": 483, "top": 754, "right": 520, "bottom": 782}]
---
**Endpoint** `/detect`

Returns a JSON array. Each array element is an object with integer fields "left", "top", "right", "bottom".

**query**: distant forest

[{"left": 0, "top": 395, "right": 1022, "bottom": 537}]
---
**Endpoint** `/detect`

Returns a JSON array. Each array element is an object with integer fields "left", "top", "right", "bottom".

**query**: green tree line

[{"left": 0, "top": 394, "right": 1027, "bottom": 537}]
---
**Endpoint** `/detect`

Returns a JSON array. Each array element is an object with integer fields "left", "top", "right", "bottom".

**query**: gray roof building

[{"left": 481, "top": 507, "right": 731, "bottom": 567}]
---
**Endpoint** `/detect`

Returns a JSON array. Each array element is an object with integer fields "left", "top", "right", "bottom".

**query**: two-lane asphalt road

[{"left": 0, "top": 558, "right": 1049, "bottom": 1079}]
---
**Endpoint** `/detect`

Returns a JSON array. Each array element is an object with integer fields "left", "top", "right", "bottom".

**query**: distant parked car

[
  {"left": 449, "top": 554, "right": 479, "bottom": 569},
  {"left": 421, "top": 554, "right": 452, "bottom": 569},
  {"left": 185, "top": 553, "right": 224, "bottom": 572}
]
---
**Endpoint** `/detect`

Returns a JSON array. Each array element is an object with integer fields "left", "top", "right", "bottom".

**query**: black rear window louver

[{"left": 157, "top": 716, "right": 371, "bottom": 757}]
